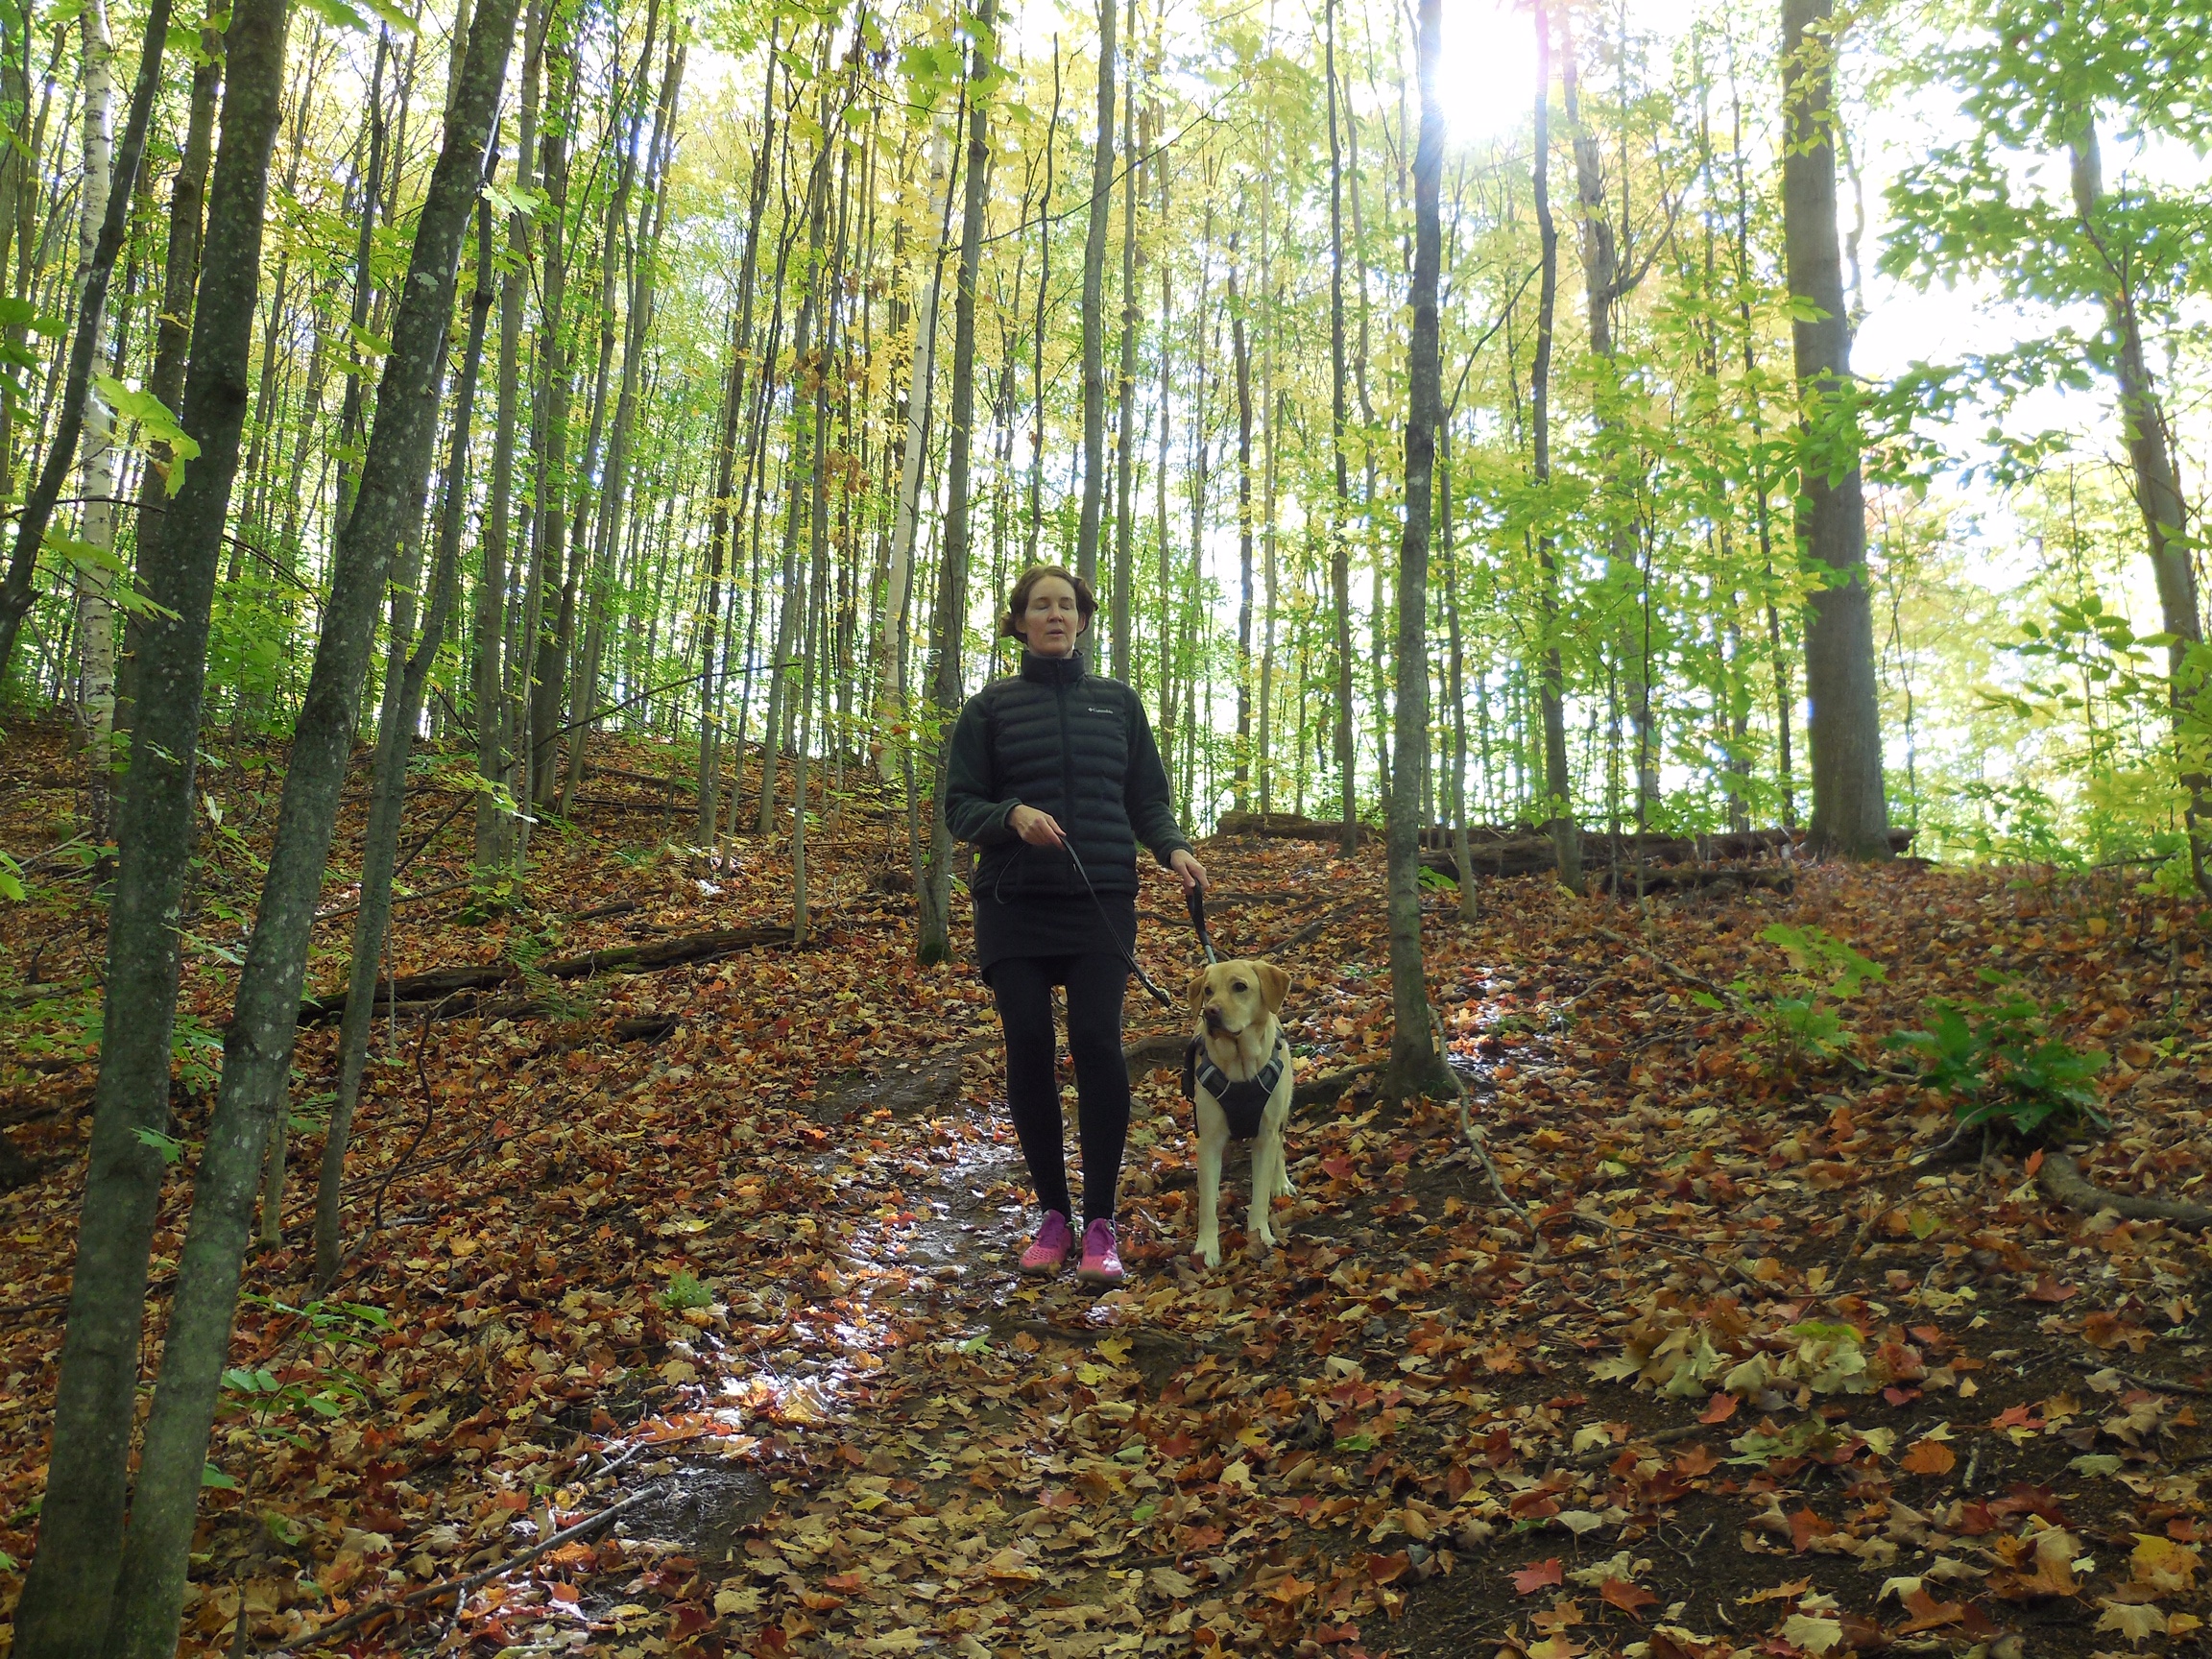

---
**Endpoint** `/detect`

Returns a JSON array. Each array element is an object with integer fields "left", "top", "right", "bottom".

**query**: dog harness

[{"left": 1182, "top": 1034, "right": 1290, "bottom": 1142}]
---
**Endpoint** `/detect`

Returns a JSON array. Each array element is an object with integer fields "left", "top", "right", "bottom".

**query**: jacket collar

[{"left": 1019, "top": 648, "right": 1087, "bottom": 685}]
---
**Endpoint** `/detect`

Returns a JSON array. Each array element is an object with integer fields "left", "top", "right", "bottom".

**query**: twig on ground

[
  {"left": 2066, "top": 1356, "right": 2212, "bottom": 1397},
  {"left": 1570, "top": 1422, "right": 1708, "bottom": 1470},
  {"left": 281, "top": 1481, "right": 669, "bottom": 1651},
  {"left": 1428, "top": 1003, "right": 1529, "bottom": 1225}
]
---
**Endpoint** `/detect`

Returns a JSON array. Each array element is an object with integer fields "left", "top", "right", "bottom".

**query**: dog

[{"left": 1183, "top": 959, "right": 1295, "bottom": 1268}]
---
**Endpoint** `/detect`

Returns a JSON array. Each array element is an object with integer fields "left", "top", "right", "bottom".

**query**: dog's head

[{"left": 1187, "top": 959, "right": 1290, "bottom": 1038}]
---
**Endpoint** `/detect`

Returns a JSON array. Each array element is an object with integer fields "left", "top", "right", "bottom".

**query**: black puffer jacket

[{"left": 942, "top": 650, "right": 1190, "bottom": 898}]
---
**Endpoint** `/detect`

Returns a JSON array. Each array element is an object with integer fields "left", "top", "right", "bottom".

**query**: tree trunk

[
  {"left": 1326, "top": 0, "right": 1357, "bottom": 861},
  {"left": 1383, "top": 0, "right": 1448, "bottom": 1101},
  {"left": 1559, "top": 12, "right": 1656, "bottom": 817},
  {"left": 476, "top": 0, "right": 544, "bottom": 871},
  {"left": 1531, "top": 0, "right": 1579, "bottom": 889},
  {"left": 0, "top": 0, "right": 168, "bottom": 685},
  {"left": 522, "top": 28, "right": 573, "bottom": 819},
  {"left": 874, "top": 116, "right": 952, "bottom": 778},
  {"left": 1781, "top": 0, "right": 1887, "bottom": 859},
  {"left": 918, "top": 0, "right": 995, "bottom": 967},
  {"left": 98, "top": 1, "right": 514, "bottom": 1646},
  {"left": 113, "top": 16, "right": 220, "bottom": 747},
  {"left": 1230, "top": 226, "right": 1254, "bottom": 812},
  {"left": 1074, "top": 0, "right": 1114, "bottom": 588},
  {"left": 313, "top": 190, "right": 495, "bottom": 1291},
  {"left": 2068, "top": 115, "right": 2208, "bottom": 885},
  {"left": 7, "top": 0, "right": 284, "bottom": 1643},
  {"left": 69, "top": 0, "right": 118, "bottom": 837},
  {"left": 1110, "top": 63, "right": 1139, "bottom": 680}
]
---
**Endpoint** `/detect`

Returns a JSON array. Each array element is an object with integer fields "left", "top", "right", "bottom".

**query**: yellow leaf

[
  {"left": 2096, "top": 1599, "right": 2168, "bottom": 1647},
  {"left": 2130, "top": 1534, "right": 2201, "bottom": 1593}
]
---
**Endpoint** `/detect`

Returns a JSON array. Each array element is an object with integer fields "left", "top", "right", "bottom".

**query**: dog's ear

[
  {"left": 1254, "top": 960, "right": 1290, "bottom": 1014},
  {"left": 1187, "top": 971, "right": 1211, "bottom": 1018}
]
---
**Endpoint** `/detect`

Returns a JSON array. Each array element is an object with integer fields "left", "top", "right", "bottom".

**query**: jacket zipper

[{"left": 1055, "top": 675, "right": 1076, "bottom": 896}]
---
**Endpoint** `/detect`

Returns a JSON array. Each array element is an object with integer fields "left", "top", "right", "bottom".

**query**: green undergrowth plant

[
  {"left": 1887, "top": 971, "right": 2109, "bottom": 1141},
  {"left": 1695, "top": 924, "right": 1887, "bottom": 1071}
]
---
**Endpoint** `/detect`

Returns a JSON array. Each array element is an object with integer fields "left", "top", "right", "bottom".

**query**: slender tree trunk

[
  {"left": 1326, "top": 0, "right": 1357, "bottom": 859},
  {"left": 1560, "top": 13, "right": 1656, "bottom": 815},
  {"left": 2068, "top": 115, "right": 2208, "bottom": 886},
  {"left": 1230, "top": 226, "right": 1254, "bottom": 811},
  {"left": 522, "top": 28, "right": 574, "bottom": 819},
  {"left": 1531, "top": 0, "right": 1579, "bottom": 889},
  {"left": 1026, "top": 42, "right": 1058, "bottom": 567},
  {"left": 874, "top": 114, "right": 953, "bottom": 777},
  {"left": 314, "top": 191, "right": 495, "bottom": 1290},
  {"left": 0, "top": 0, "right": 168, "bottom": 684},
  {"left": 69, "top": 0, "right": 117, "bottom": 834},
  {"left": 1383, "top": 0, "right": 1447, "bottom": 1099},
  {"left": 1074, "top": 0, "right": 1114, "bottom": 587},
  {"left": 98, "top": 4, "right": 514, "bottom": 1646},
  {"left": 1110, "top": 59, "right": 1138, "bottom": 680},
  {"left": 114, "top": 18, "right": 219, "bottom": 744},
  {"left": 1781, "top": 0, "right": 1887, "bottom": 859},
  {"left": 918, "top": 0, "right": 994, "bottom": 966},
  {"left": 8, "top": 0, "right": 285, "bottom": 1641},
  {"left": 476, "top": 0, "right": 543, "bottom": 870}
]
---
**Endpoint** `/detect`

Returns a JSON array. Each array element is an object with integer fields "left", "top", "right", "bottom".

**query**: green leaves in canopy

[
  {"left": 296, "top": 0, "right": 416, "bottom": 37},
  {"left": 94, "top": 372, "right": 201, "bottom": 496}
]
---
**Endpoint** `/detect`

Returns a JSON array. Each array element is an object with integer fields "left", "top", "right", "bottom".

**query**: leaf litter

[{"left": 3, "top": 728, "right": 2212, "bottom": 1656}]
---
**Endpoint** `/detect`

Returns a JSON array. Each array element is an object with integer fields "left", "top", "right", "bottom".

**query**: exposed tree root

[{"left": 2037, "top": 1149, "right": 2212, "bottom": 1228}]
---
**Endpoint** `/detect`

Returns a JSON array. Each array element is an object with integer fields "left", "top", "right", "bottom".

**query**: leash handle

[{"left": 1187, "top": 885, "right": 1219, "bottom": 964}]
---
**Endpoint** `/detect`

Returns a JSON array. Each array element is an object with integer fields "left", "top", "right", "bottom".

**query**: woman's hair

[{"left": 998, "top": 564, "right": 1097, "bottom": 640}]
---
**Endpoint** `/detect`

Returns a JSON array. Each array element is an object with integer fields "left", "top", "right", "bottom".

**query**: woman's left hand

[{"left": 1169, "top": 849, "right": 1207, "bottom": 894}]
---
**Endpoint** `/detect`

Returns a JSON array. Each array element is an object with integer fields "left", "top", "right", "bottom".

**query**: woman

[{"left": 943, "top": 565, "right": 1206, "bottom": 1286}]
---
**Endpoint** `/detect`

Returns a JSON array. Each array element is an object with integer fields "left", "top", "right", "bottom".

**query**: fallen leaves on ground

[{"left": 4, "top": 726, "right": 2212, "bottom": 1658}]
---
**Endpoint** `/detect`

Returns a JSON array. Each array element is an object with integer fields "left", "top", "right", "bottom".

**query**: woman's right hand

[{"left": 1009, "top": 804, "right": 1067, "bottom": 848}]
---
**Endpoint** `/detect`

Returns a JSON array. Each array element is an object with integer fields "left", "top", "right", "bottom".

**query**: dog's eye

[{"left": 1232, "top": 981, "right": 1247, "bottom": 993}]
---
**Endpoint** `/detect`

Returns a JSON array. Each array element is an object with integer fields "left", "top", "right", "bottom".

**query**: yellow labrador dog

[{"left": 1185, "top": 959, "right": 1295, "bottom": 1268}]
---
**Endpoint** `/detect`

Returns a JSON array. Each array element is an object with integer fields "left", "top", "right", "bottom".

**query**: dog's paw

[
  {"left": 1195, "top": 1237, "right": 1222, "bottom": 1269},
  {"left": 1252, "top": 1225, "right": 1277, "bottom": 1254}
]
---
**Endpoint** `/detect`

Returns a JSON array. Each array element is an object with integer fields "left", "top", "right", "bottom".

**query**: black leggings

[{"left": 986, "top": 953, "right": 1132, "bottom": 1225}]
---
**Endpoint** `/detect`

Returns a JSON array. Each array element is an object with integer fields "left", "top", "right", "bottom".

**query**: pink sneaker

[
  {"left": 1076, "top": 1218, "right": 1124, "bottom": 1286},
  {"left": 1020, "top": 1211, "right": 1073, "bottom": 1276}
]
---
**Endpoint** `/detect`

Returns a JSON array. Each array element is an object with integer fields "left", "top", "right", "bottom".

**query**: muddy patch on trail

[{"left": 613, "top": 1459, "right": 777, "bottom": 1561}]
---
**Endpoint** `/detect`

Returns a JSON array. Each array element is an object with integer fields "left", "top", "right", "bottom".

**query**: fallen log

[
  {"left": 1213, "top": 810, "right": 1375, "bottom": 846},
  {"left": 1424, "top": 826, "right": 1914, "bottom": 881},
  {"left": 297, "top": 924, "right": 792, "bottom": 1025}
]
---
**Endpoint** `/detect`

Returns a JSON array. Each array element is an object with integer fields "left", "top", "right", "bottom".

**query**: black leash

[
  {"left": 1187, "top": 884, "right": 1219, "bottom": 964},
  {"left": 1064, "top": 840, "right": 1177, "bottom": 1008}
]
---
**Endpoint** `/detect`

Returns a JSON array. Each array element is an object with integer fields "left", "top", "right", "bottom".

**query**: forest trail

[{"left": 7, "top": 729, "right": 2212, "bottom": 1657}]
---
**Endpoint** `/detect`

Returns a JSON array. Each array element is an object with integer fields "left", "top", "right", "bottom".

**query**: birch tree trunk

[
  {"left": 0, "top": 0, "right": 167, "bottom": 685},
  {"left": 69, "top": 0, "right": 116, "bottom": 837}
]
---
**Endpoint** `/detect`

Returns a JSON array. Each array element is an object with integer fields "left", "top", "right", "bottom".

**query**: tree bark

[
  {"left": 1531, "top": 1, "right": 1579, "bottom": 889},
  {"left": 919, "top": 0, "right": 995, "bottom": 966},
  {"left": 97, "top": 0, "right": 515, "bottom": 1646},
  {"left": 0, "top": 0, "right": 167, "bottom": 685},
  {"left": 1074, "top": 0, "right": 1114, "bottom": 588},
  {"left": 1230, "top": 226, "right": 1254, "bottom": 812},
  {"left": 1110, "top": 59, "right": 1139, "bottom": 680},
  {"left": 1781, "top": 0, "right": 1888, "bottom": 859},
  {"left": 1326, "top": 0, "right": 1357, "bottom": 860},
  {"left": 2067, "top": 116, "right": 2208, "bottom": 885},
  {"left": 1382, "top": 0, "right": 1448, "bottom": 1101},
  {"left": 314, "top": 188, "right": 496, "bottom": 1291},
  {"left": 7, "top": 0, "right": 284, "bottom": 1644},
  {"left": 68, "top": 0, "right": 118, "bottom": 837},
  {"left": 113, "top": 15, "right": 220, "bottom": 746}
]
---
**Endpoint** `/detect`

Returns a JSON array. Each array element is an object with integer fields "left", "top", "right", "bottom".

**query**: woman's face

[{"left": 1017, "top": 576, "right": 1085, "bottom": 657}]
